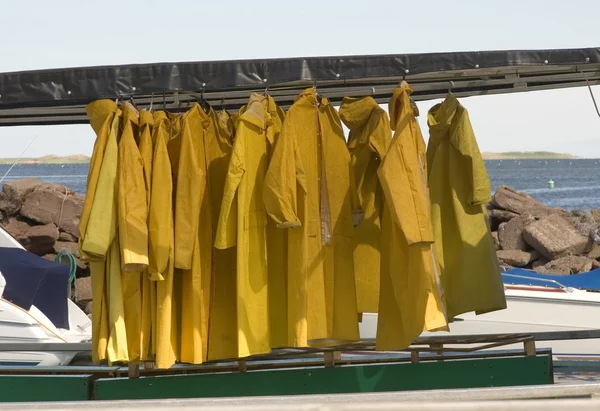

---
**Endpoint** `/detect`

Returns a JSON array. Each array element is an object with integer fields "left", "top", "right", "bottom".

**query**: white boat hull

[
  {"left": 360, "top": 284, "right": 600, "bottom": 360},
  {"left": 0, "top": 226, "right": 91, "bottom": 366}
]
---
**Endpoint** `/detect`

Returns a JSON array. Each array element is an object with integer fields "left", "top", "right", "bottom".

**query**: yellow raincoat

[
  {"left": 263, "top": 88, "right": 360, "bottom": 347},
  {"left": 80, "top": 100, "right": 117, "bottom": 363},
  {"left": 376, "top": 84, "right": 447, "bottom": 351},
  {"left": 117, "top": 103, "right": 148, "bottom": 362},
  {"left": 81, "top": 102, "right": 129, "bottom": 363},
  {"left": 174, "top": 103, "right": 236, "bottom": 363},
  {"left": 339, "top": 97, "right": 391, "bottom": 314},
  {"left": 427, "top": 93, "right": 506, "bottom": 319},
  {"left": 234, "top": 96, "right": 288, "bottom": 348},
  {"left": 149, "top": 111, "right": 178, "bottom": 368},
  {"left": 205, "top": 105, "right": 238, "bottom": 362},
  {"left": 138, "top": 110, "right": 155, "bottom": 360},
  {"left": 215, "top": 93, "right": 287, "bottom": 357}
]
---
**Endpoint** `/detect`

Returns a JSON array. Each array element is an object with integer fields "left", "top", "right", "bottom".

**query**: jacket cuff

[{"left": 277, "top": 220, "right": 302, "bottom": 229}]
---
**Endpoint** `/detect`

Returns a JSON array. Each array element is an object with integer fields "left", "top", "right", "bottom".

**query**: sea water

[{"left": 2, "top": 159, "right": 600, "bottom": 210}]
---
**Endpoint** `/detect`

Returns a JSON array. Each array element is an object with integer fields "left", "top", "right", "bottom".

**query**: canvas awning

[{"left": 0, "top": 47, "right": 598, "bottom": 126}]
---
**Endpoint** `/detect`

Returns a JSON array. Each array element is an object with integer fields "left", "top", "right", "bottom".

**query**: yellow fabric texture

[
  {"left": 149, "top": 111, "right": 178, "bottom": 368},
  {"left": 375, "top": 85, "right": 448, "bottom": 351},
  {"left": 138, "top": 110, "right": 155, "bottom": 361},
  {"left": 82, "top": 103, "right": 129, "bottom": 364},
  {"left": 426, "top": 93, "right": 506, "bottom": 320},
  {"left": 117, "top": 103, "right": 147, "bottom": 362},
  {"left": 80, "top": 100, "right": 118, "bottom": 363},
  {"left": 215, "top": 93, "right": 277, "bottom": 358},
  {"left": 174, "top": 104, "right": 209, "bottom": 364},
  {"left": 263, "top": 88, "right": 360, "bottom": 347},
  {"left": 118, "top": 103, "right": 149, "bottom": 272},
  {"left": 339, "top": 97, "right": 390, "bottom": 314},
  {"left": 205, "top": 106, "right": 237, "bottom": 362}
]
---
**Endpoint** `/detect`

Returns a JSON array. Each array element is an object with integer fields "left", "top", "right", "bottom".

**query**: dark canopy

[
  {"left": 0, "top": 47, "right": 598, "bottom": 126},
  {"left": 0, "top": 247, "right": 69, "bottom": 329}
]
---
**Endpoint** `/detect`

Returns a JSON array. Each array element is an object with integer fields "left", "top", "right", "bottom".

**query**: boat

[
  {"left": 359, "top": 267, "right": 600, "bottom": 360},
  {"left": 0, "top": 225, "right": 92, "bottom": 366}
]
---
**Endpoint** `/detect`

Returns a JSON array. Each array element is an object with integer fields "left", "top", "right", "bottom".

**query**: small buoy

[{"left": 548, "top": 179, "right": 555, "bottom": 189}]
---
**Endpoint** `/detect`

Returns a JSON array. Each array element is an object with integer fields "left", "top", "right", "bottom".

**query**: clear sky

[{"left": 0, "top": 0, "right": 599, "bottom": 157}]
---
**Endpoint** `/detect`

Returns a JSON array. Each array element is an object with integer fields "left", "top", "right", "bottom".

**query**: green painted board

[
  {"left": 94, "top": 355, "right": 552, "bottom": 400},
  {"left": 0, "top": 374, "right": 92, "bottom": 402}
]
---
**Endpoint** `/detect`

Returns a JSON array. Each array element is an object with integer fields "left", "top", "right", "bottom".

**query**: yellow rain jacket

[
  {"left": 80, "top": 100, "right": 117, "bottom": 261},
  {"left": 376, "top": 85, "right": 447, "bottom": 351},
  {"left": 117, "top": 103, "right": 148, "bottom": 362},
  {"left": 263, "top": 88, "right": 360, "bottom": 347},
  {"left": 427, "top": 93, "right": 506, "bottom": 319},
  {"left": 215, "top": 93, "right": 287, "bottom": 357},
  {"left": 175, "top": 103, "right": 236, "bottom": 363},
  {"left": 339, "top": 97, "right": 391, "bottom": 314},
  {"left": 138, "top": 110, "right": 155, "bottom": 360},
  {"left": 234, "top": 96, "right": 288, "bottom": 348},
  {"left": 82, "top": 103, "right": 129, "bottom": 363},
  {"left": 174, "top": 104, "right": 209, "bottom": 364},
  {"left": 81, "top": 100, "right": 118, "bottom": 363},
  {"left": 149, "top": 111, "right": 178, "bottom": 369},
  {"left": 205, "top": 106, "right": 237, "bottom": 361}
]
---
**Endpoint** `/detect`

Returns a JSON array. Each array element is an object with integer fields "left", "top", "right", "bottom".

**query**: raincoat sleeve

[
  {"left": 451, "top": 110, "right": 492, "bottom": 205},
  {"left": 81, "top": 112, "right": 120, "bottom": 258},
  {"left": 174, "top": 110, "right": 203, "bottom": 269},
  {"left": 378, "top": 129, "right": 434, "bottom": 246},
  {"left": 214, "top": 127, "right": 245, "bottom": 249},
  {"left": 263, "top": 111, "right": 306, "bottom": 229},
  {"left": 148, "top": 128, "right": 172, "bottom": 281}
]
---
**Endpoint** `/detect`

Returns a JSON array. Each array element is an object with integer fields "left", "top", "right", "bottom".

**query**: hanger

[
  {"left": 448, "top": 81, "right": 454, "bottom": 93},
  {"left": 162, "top": 91, "right": 166, "bottom": 111},
  {"left": 199, "top": 87, "right": 210, "bottom": 113},
  {"left": 149, "top": 93, "right": 154, "bottom": 112}
]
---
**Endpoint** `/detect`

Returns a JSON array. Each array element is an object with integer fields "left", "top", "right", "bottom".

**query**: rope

[
  {"left": 581, "top": 70, "right": 600, "bottom": 119},
  {"left": 55, "top": 251, "right": 77, "bottom": 301},
  {"left": 57, "top": 185, "right": 69, "bottom": 228},
  {"left": 0, "top": 135, "right": 38, "bottom": 185}
]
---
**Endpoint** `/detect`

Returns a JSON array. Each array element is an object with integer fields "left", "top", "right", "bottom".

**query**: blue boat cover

[
  {"left": 503, "top": 267, "right": 600, "bottom": 291},
  {"left": 0, "top": 247, "right": 69, "bottom": 329}
]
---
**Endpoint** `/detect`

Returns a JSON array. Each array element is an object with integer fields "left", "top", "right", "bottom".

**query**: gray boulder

[
  {"left": 499, "top": 214, "right": 535, "bottom": 251},
  {"left": 20, "top": 184, "right": 84, "bottom": 237},
  {"left": 496, "top": 249, "right": 533, "bottom": 267},
  {"left": 523, "top": 214, "right": 590, "bottom": 260}
]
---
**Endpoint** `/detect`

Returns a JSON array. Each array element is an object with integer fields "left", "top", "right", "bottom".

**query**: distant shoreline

[
  {"left": 0, "top": 155, "right": 90, "bottom": 165},
  {"left": 482, "top": 151, "right": 579, "bottom": 160}
]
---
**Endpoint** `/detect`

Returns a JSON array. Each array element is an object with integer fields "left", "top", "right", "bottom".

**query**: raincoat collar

[
  {"left": 388, "top": 83, "right": 418, "bottom": 131},
  {"left": 139, "top": 110, "right": 154, "bottom": 128},
  {"left": 428, "top": 92, "right": 459, "bottom": 131},
  {"left": 153, "top": 110, "right": 169, "bottom": 124},
  {"left": 295, "top": 87, "right": 330, "bottom": 108},
  {"left": 121, "top": 102, "right": 140, "bottom": 125},
  {"left": 87, "top": 99, "right": 118, "bottom": 137},
  {"left": 339, "top": 96, "right": 378, "bottom": 131}
]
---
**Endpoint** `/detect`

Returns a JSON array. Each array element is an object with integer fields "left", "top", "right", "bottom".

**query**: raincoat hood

[
  {"left": 388, "top": 83, "right": 420, "bottom": 131},
  {"left": 427, "top": 92, "right": 459, "bottom": 132},
  {"left": 295, "top": 87, "right": 330, "bottom": 107},
  {"left": 339, "top": 96, "right": 379, "bottom": 131}
]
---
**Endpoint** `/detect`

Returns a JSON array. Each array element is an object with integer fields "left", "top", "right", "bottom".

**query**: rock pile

[
  {"left": 489, "top": 185, "right": 600, "bottom": 275},
  {"left": 0, "top": 178, "right": 91, "bottom": 312}
]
